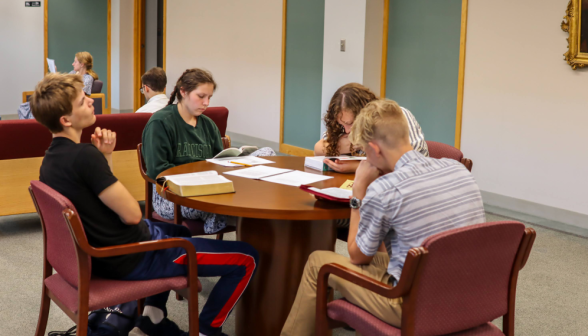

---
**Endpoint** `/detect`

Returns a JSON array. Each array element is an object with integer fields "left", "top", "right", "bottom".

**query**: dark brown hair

[
  {"left": 324, "top": 83, "right": 377, "bottom": 156},
  {"left": 168, "top": 68, "right": 216, "bottom": 105},
  {"left": 141, "top": 67, "right": 167, "bottom": 92},
  {"left": 30, "top": 73, "right": 84, "bottom": 133}
]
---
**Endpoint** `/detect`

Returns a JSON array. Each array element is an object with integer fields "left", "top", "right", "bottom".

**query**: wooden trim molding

[
  {"left": 279, "top": 143, "right": 314, "bottom": 157},
  {"left": 133, "top": 0, "right": 146, "bottom": 112},
  {"left": 454, "top": 0, "right": 468, "bottom": 149},
  {"left": 380, "top": 0, "right": 389, "bottom": 98},
  {"left": 163, "top": 0, "right": 167, "bottom": 71},
  {"left": 107, "top": 0, "right": 112, "bottom": 113},
  {"left": 44, "top": 0, "right": 48, "bottom": 75},
  {"left": 279, "top": 0, "right": 287, "bottom": 145}
]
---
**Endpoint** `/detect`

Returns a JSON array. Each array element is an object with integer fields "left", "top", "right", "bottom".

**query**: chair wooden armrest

[
  {"left": 460, "top": 158, "right": 473, "bottom": 171},
  {"left": 63, "top": 208, "right": 197, "bottom": 260},
  {"left": 519, "top": 228, "right": 536, "bottom": 270},
  {"left": 316, "top": 247, "right": 427, "bottom": 334}
]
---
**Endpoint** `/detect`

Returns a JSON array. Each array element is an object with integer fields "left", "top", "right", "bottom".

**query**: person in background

[
  {"left": 136, "top": 67, "right": 168, "bottom": 113},
  {"left": 30, "top": 73, "right": 258, "bottom": 336},
  {"left": 282, "top": 99, "right": 485, "bottom": 335},
  {"left": 69, "top": 51, "right": 98, "bottom": 95},
  {"left": 314, "top": 83, "right": 428, "bottom": 173}
]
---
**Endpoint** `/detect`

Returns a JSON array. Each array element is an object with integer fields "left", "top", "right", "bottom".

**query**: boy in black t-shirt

[{"left": 31, "top": 73, "right": 258, "bottom": 336}]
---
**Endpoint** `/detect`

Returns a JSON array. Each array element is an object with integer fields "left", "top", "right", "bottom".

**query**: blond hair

[
  {"left": 349, "top": 99, "right": 409, "bottom": 150},
  {"left": 30, "top": 73, "right": 84, "bottom": 133},
  {"left": 75, "top": 51, "right": 99, "bottom": 80}
]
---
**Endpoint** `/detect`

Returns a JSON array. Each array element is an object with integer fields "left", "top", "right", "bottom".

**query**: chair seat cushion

[
  {"left": 327, "top": 300, "right": 503, "bottom": 336},
  {"left": 45, "top": 273, "right": 200, "bottom": 314}
]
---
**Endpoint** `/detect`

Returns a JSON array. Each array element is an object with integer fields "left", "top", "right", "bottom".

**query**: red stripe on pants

[{"left": 175, "top": 252, "right": 256, "bottom": 328}]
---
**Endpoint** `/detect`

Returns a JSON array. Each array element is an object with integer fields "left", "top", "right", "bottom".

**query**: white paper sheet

[
  {"left": 46, "top": 58, "right": 56, "bottom": 73},
  {"left": 260, "top": 170, "right": 333, "bottom": 187},
  {"left": 206, "top": 156, "right": 275, "bottom": 167},
  {"left": 223, "top": 165, "right": 292, "bottom": 179}
]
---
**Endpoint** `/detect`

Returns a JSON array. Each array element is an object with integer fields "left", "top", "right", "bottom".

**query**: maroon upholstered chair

[
  {"left": 426, "top": 140, "right": 473, "bottom": 172},
  {"left": 202, "top": 106, "right": 231, "bottom": 149},
  {"left": 29, "top": 181, "right": 202, "bottom": 336},
  {"left": 317, "top": 221, "right": 536, "bottom": 336},
  {"left": 136, "top": 144, "right": 235, "bottom": 240}
]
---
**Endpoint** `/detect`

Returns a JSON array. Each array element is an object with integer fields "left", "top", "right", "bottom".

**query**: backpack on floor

[{"left": 48, "top": 300, "right": 138, "bottom": 336}]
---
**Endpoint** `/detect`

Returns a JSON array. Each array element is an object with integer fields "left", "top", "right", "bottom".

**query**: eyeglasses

[{"left": 140, "top": 85, "right": 150, "bottom": 94}]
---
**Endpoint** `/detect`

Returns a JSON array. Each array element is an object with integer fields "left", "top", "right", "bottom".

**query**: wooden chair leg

[
  {"left": 34, "top": 286, "right": 51, "bottom": 336},
  {"left": 216, "top": 233, "right": 224, "bottom": 240},
  {"left": 76, "top": 308, "right": 89, "bottom": 336},
  {"left": 176, "top": 292, "right": 184, "bottom": 301}
]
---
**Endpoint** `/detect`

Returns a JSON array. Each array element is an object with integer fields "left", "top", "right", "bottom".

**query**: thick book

[
  {"left": 157, "top": 171, "right": 235, "bottom": 197},
  {"left": 214, "top": 146, "right": 258, "bottom": 159},
  {"left": 304, "top": 156, "right": 366, "bottom": 172},
  {"left": 300, "top": 185, "right": 352, "bottom": 203}
]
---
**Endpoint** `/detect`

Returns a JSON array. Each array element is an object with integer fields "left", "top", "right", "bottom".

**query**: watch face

[{"left": 350, "top": 197, "right": 360, "bottom": 208}]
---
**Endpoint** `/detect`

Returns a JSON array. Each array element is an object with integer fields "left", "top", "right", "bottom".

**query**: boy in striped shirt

[{"left": 281, "top": 99, "right": 485, "bottom": 335}]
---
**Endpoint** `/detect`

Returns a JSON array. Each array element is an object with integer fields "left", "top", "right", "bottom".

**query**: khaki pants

[{"left": 281, "top": 251, "right": 402, "bottom": 336}]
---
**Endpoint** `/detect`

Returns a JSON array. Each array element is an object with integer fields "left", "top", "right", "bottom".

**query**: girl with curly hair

[{"left": 314, "top": 83, "right": 428, "bottom": 173}]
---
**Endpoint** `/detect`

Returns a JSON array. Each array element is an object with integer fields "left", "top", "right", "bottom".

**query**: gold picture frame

[{"left": 561, "top": 0, "right": 588, "bottom": 69}]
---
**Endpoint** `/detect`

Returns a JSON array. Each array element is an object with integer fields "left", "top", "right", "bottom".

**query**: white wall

[
  {"left": 363, "top": 0, "right": 383, "bottom": 96},
  {"left": 166, "top": 0, "right": 283, "bottom": 143},
  {"left": 110, "top": 0, "right": 134, "bottom": 112},
  {"left": 0, "top": 2, "right": 44, "bottom": 116},
  {"left": 320, "top": 0, "right": 367, "bottom": 135},
  {"left": 110, "top": 0, "right": 121, "bottom": 110},
  {"left": 461, "top": 0, "right": 588, "bottom": 223}
]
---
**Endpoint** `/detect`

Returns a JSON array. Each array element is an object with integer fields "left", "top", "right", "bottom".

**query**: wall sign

[{"left": 25, "top": 1, "right": 41, "bottom": 7}]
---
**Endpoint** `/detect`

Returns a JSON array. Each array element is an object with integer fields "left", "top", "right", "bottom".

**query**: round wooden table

[{"left": 157, "top": 156, "right": 353, "bottom": 336}]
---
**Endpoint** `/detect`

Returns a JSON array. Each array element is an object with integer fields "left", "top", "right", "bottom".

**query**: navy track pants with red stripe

[{"left": 123, "top": 220, "right": 259, "bottom": 336}]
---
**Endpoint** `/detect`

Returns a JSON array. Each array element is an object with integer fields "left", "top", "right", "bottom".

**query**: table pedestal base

[{"left": 235, "top": 217, "right": 336, "bottom": 336}]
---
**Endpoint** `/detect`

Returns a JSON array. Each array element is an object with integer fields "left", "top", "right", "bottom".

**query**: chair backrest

[
  {"left": 90, "top": 93, "right": 105, "bottom": 115},
  {"left": 426, "top": 140, "right": 464, "bottom": 162},
  {"left": 406, "top": 221, "right": 526, "bottom": 335},
  {"left": 23, "top": 91, "right": 34, "bottom": 103},
  {"left": 29, "top": 181, "right": 91, "bottom": 288},
  {"left": 202, "top": 107, "right": 229, "bottom": 137},
  {"left": 92, "top": 80, "right": 104, "bottom": 94}
]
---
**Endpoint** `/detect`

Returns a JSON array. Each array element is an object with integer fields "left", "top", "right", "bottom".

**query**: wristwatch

[{"left": 349, "top": 197, "right": 362, "bottom": 209}]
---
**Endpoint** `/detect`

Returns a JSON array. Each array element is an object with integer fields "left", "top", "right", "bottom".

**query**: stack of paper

[{"left": 260, "top": 171, "right": 333, "bottom": 187}]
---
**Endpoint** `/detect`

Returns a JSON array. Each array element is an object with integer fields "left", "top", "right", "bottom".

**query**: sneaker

[{"left": 129, "top": 316, "right": 185, "bottom": 336}]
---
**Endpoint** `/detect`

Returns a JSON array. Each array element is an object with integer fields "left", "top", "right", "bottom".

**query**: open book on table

[
  {"left": 213, "top": 146, "right": 258, "bottom": 159},
  {"left": 299, "top": 185, "right": 352, "bottom": 203},
  {"left": 156, "top": 171, "right": 235, "bottom": 197}
]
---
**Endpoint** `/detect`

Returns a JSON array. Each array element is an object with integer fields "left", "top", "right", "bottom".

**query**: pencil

[{"left": 230, "top": 161, "right": 252, "bottom": 167}]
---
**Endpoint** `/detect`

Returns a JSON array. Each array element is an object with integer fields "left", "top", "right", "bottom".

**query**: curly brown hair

[{"left": 324, "top": 83, "right": 377, "bottom": 156}]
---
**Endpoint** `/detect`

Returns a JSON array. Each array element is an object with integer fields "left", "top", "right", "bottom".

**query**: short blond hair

[
  {"left": 349, "top": 99, "right": 409, "bottom": 150},
  {"left": 30, "top": 73, "right": 84, "bottom": 133}
]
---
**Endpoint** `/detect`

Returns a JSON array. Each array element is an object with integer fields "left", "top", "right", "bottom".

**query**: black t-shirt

[{"left": 40, "top": 137, "right": 151, "bottom": 279}]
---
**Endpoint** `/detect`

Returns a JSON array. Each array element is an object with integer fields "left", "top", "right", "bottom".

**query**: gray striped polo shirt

[{"left": 356, "top": 150, "right": 485, "bottom": 283}]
